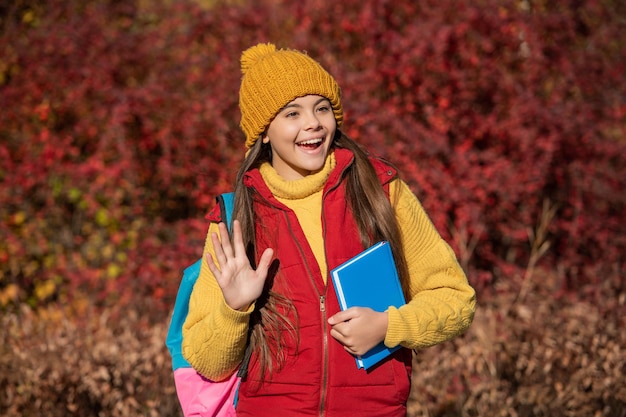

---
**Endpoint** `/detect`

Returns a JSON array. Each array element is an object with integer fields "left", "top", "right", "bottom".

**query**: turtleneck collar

[{"left": 259, "top": 151, "right": 337, "bottom": 200}]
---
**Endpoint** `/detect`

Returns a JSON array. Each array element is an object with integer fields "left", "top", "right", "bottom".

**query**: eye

[
  {"left": 284, "top": 110, "right": 299, "bottom": 118},
  {"left": 316, "top": 105, "right": 331, "bottom": 113}
]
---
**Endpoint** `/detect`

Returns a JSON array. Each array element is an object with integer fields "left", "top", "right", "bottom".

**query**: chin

[{"left": 302, "top": 158, "right": 327, "bottom": 173}]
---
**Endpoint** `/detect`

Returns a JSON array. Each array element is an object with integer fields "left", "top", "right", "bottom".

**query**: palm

[{"left": 206, "top": 220, "right": 274, "bottom": 311}]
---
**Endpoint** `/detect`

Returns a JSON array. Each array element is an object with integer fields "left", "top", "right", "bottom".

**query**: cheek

[
  {"left": 324, "top": 114, "right": 338, "bottom": 131},
  {"left": 267, "top": 120, "right": 298, "bottom": 140}
]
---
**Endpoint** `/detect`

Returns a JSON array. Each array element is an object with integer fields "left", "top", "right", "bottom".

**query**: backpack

[{"left": 165, "top": 192, "right": 242, "bottom": 417}]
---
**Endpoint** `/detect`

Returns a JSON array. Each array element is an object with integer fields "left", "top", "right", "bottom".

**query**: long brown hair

[{"left": 231, "top": 131, "right": 411, "bottom": 381}]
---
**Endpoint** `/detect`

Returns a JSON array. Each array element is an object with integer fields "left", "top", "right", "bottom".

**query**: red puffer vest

[{"left": 218, "top": 148, "right": 412, "bottom": 417}]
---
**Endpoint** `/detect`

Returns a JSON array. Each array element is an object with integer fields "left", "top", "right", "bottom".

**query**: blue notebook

[{"left": 330, "top": 241, "right": 406, "bottom": 370}]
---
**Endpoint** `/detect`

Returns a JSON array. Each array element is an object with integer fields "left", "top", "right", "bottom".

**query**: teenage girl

[{"left": 183, "top": 43, "right": 476, "bottom": 417}]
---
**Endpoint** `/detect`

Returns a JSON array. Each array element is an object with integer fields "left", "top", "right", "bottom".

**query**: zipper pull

[{"left": 320, "top": 295, "right": 326, "bottom": 312}]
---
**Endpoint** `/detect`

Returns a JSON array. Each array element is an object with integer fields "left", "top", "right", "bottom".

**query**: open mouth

[{"left": 297, "top": 138, "right": 324, "bottom": 150}]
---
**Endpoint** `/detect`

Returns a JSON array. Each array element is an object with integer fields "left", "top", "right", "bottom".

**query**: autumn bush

[
  {"left": 1, "top": 276, "right": 623, "bottom": 416},
  {"left": 0, "top": 0, "right": 624, "bottom": 415},
  {"left": 2, "top": 0, "right": 624, "bottom": 309},
  {"left": 1, "top": 303, "right": 181, "bottom": 416},
  {"left": 408, "top": 274, "right": 625, "bottom": 417}
]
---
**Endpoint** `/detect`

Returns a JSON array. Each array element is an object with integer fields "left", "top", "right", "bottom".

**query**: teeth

[{"left": 299, "top": 138, "right": 323, "bottom": 145}]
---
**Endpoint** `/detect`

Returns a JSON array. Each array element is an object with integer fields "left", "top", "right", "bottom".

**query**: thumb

[{"left": 328, "top": 308, "right": 357, "bottom": 325}]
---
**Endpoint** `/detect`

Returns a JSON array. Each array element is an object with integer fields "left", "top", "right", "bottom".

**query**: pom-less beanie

[{"left": 239, "top": 43, "right": 343, "bottom": 148}]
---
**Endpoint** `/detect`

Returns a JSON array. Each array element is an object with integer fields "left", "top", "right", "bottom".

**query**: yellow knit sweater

[{"left": 182, "top": 153, "right": 476, "bottom": 380}]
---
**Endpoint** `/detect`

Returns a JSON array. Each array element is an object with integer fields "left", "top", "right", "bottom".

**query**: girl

[{"left": 182, "top": 43, "right": 476, "bottom": 417}]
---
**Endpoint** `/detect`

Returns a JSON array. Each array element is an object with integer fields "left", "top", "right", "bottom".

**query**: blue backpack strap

[
  {"left": 165, "top": 259, "right": 201, "bottom": 370},
  {"left": 165, "top": 192, "right": 235, "bottom": 371},
  {"left": 219, "top": 192, "right": 235, "bottom": 233},
  {"left": 216, "top": 192, "right": 254, "bottom": 381}
]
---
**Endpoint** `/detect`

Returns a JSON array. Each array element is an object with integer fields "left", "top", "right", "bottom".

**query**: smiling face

[{"left": 263, "top": 95, "right": 337, "bottom": 180}]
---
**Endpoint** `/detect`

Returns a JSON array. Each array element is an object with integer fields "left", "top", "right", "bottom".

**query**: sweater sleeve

[
  {"left": 181, "top": 222, "right": 253, "bottom": 380},
  {"left": 384, "top": 180, "right": 476, "bottom": 350}
]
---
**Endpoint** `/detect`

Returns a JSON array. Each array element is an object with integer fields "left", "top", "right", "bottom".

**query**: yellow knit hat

[{"left": 239, "top": 43, "right": 343, "bottom": 148}]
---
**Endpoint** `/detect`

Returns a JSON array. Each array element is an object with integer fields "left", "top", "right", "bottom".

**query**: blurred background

[{"left": 1, "top": 0, "right": 624, "bottom": 415}]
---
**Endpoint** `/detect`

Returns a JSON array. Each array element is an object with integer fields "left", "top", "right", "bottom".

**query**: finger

[
  {"left": 330, "top": 328, "right": 355, "bottom": 354},
  {"left": 204, "top": 252, "right": 221, "bottom": 278},
  {"left": 255, "top": 247, "right": 274, "bottom": 277},
  {"left": 210, "top": 231, "right": 227, "bottom": 267},
  {"left": 330, "top": 325, "right": 348, "bottom": 340},
  {"left": 218, "top": 222, "right": 234, "bottom": 259},
  {"left": 231, "top": 220, "right": 246, "bottom": 259}
]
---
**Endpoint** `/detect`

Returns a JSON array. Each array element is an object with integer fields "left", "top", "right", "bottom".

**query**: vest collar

[{"left": 243, "top": 148, "right": 355, "bottom": 205}]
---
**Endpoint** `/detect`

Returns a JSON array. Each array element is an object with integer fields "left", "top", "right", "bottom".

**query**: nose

[{"left": 304, "top": 111, "right": 322, "bottom": 130}]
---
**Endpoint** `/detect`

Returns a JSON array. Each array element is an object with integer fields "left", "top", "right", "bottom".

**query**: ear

[{"left": 262, "top": 135, "right": 270, "bottom": 144}]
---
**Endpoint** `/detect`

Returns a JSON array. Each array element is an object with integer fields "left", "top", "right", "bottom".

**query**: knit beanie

[{"left": 239, "top": 43, "right": 343, "bottom": 148}]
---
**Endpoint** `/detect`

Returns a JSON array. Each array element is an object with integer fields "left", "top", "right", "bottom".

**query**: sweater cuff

[
  {"left": 218, "top": 297, "right": 254, "bottom": 329},
  {"left": 384, "top": 306, "right": 404, "bottom": 348}
]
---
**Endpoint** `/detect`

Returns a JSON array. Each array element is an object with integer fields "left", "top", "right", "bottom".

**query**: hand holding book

[
  {"left": 328, "top": 306, "right": 389, "bottom": 357},
  {"left": 329, "top": 241, "right": 406, "bottom": 370}
]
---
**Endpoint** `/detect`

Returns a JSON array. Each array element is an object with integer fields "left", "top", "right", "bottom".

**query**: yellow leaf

[
  {"left": 107, "top": 263, "right": 121, "bottom": 279},
  {"left": 95, "top": 208, "right": 110, "bottom": 227},
  {"left": 0, "top": 284, "right": 19, "bottom": 306},
  {"left": 34, "top": 280, "right": 56, "bottom": 301},
  {"left": 102, "top": 244, "right": 114, "bottom": 259},
  {"left": 22, "top": 10, "right": 35, "bottom": 24},
  {"left": 13, "top": 211, "right": 26, "bottom": 226},
  {"left": 68, "top": 187, "right": 82, "bottom": 203}
]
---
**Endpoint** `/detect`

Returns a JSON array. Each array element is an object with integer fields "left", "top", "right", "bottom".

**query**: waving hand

[{"left": 205, "top": 220, "right": 274, "bottom": 311}]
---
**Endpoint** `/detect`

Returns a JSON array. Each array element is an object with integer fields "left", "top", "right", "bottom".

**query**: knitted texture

[{"left": 239, "top": 43, "right": 343, "bottom": 148}]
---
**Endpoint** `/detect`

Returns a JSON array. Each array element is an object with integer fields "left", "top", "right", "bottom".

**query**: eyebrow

[{"left": 280, "top": 98, "right": 330, "bottom": 112}]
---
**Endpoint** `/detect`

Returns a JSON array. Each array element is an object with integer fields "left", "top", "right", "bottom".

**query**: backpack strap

[
  {"left": 165, "top": 259, "right": 202, "bottom": 370},
  {"left": 165, "top": 192, "right": 235, "bottom": 371},
  {"left": 218, "top": 192, "right": 235, "bottom": 233},
  {"left": 218, "top": 192, "right": 253, "bottom": 379}
]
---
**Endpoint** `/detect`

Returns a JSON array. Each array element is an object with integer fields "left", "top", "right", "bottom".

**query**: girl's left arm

[{"left": 384, "top": 180, "right": 476, "bottom": 350}]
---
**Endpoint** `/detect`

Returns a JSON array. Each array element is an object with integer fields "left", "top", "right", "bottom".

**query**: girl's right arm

[{"left": 181, "top": 222, "right": 253, "bottom": 381}]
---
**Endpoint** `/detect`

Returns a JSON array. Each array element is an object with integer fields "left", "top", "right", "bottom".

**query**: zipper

[
  {"left": 319, "top": 208, "right": 331, "bottom": 417},
  {"left": 319, "top": 294, "right": 329, "bottom": 417},
  {"left": 317, "top": 182, "right": 346, "bottom": 417},
  {"left": 278, "top": 163, "right": 351, "bottom": 416},
  {"left": 316, "top": 169, "right": 351, "bottom": 417},
  {"left": 283, "top": 212, "right": 329, "bottom": 417}
]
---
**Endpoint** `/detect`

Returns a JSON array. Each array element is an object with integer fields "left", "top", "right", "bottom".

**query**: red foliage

[{"left": 0, "top": 0, "right": 624, "bottom": 310}]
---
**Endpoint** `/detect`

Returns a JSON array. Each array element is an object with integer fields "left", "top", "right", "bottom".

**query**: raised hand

[
  {"left": 205, "top": 220, "right": 274, "bottom": 311},
  {"left": 328, "top": 307, "right": 389, "bottom": 356}
]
